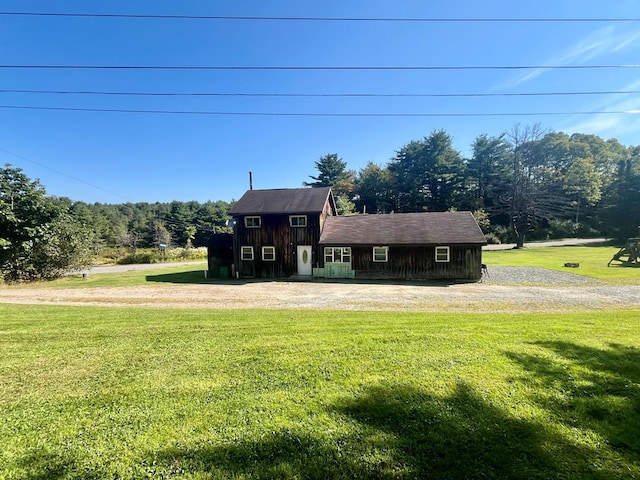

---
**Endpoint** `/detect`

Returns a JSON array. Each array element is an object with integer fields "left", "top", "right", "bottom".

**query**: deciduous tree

[{"left": 0, "top": 164, "right": 91, "bottom": 282}]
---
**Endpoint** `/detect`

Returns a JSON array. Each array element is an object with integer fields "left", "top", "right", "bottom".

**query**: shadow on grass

[
  {"left": 145, "top": 270, "right": 247, "bottom": 285},
  {"left": 141, "top": 381, "right": 624, "bottom": 479},
  {"left": 17, "top": 449, "right": 104, "bottom": 480},
  {"left": 506, "top": 341, "right": 640, "bottom": 464},
  {"left": 144, "top": 269, "right": 210, "bottom": 284},
  {"left": 144, "top": 270, "right": 461, "bottom": 287}
]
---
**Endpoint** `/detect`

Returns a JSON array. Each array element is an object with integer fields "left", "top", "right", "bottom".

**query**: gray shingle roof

[
  {"left": 319, "top": 212, "right": 487, "bottom": 245},
  {"left": 229, "top": 187, "right": 334, "bottom": 215}
]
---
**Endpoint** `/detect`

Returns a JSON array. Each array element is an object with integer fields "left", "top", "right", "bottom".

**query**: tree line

[
  {"left": 308, "top": 125, "right": 640, "bottom": 247},
  {"left": 69, "top": 199, "right": 232, "bottom": 252},
  {"left": 0, "top": 164, "right": 233, "bottom": 281},
  {"left": 2, "top": 123, "right": 639, "bottom": 281}
]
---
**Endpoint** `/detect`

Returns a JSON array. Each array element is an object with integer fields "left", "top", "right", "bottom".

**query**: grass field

[
  {"left": 1, "top": 305, "right": 639, "bottom": 479},
  {"left": 484, "top": 245, "right": 640, "bottom": 283},
  {"left": 46, "top": 263, "right": 209, "bottom": 288}
]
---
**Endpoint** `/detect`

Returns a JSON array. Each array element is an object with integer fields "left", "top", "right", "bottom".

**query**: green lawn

[
  {"left": 4, "top": 262, "right": 210, "bottom": 289},
  {"left": 1, "top": 305, "right": 639, "bottom": 479},
  {"left": 484, "top": 245, "right": 640, "bottom": 283}
]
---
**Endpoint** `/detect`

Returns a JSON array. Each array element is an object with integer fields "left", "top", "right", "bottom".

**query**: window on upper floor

[
  {"left": 244, "top": 216, "right": 261, "bottom": 228},
  {"left": 289, "top": 215, "right": 307, "bottom": 227}
]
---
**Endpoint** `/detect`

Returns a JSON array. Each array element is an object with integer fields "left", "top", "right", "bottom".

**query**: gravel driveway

[
  {"left": 482, "top": 266, "right": 595, "bottom": 284},
  {"left": 2, "top": 266, "right": 638, "bottom": 313},
  {"left": 4, "top": 239, "right": 633, "bottom": 313}
]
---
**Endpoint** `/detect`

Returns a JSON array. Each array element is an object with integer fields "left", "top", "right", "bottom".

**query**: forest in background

[
  {"left": 3, "top": 124, "right": 640, "bottom": 281},
  {"left": 74, "top": 124, "right": 640, "bottom": 251}
]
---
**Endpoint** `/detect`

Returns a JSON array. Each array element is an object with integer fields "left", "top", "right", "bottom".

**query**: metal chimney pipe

[{"left": 249, "top": 171, "right": 253, "bottom": 190}]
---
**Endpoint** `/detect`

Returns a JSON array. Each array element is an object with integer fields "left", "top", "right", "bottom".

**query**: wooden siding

[
  {"left": 207, "top": 234, "right": 234, "bottom": 278},
  {"left": 234, "top": 210, "right": 331, "bottom": 278},
  {"left": 208, "top": 247, "right": 234, "bottom": 278},
  {"left": 321, "top": 245, "right": 483, "bottom": 281}
]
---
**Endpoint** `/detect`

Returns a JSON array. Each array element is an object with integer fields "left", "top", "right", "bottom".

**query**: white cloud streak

[
  {"left": 561, "top": 78, "right": 640, "bottom": 137},
  {"left": 499, "top": 25, "right": 640, "bottom": 89}
]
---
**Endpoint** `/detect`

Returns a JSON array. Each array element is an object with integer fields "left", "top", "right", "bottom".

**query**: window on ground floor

[
  {"left": 324, "top": 247, "right": 351, "bottom": 264},
  {"left": 435, "top": 246, "right": 450, "bottom": 263},
  {"left": 373, "top": 246, "right": 389, "bottom": 262},
  {"left": 262, "top": 246, "right": 275, "bottom": 261},
  {"left": 241, "top": 246, "right": 254, "bottom": 261}
]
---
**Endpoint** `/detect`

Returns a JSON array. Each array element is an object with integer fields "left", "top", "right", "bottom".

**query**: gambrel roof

[
  {"left": 229, "top": 187, "right": 335, "bottom": 215},
  {"left": 319, "top": 211, "right": 487, "bottom": 246}
]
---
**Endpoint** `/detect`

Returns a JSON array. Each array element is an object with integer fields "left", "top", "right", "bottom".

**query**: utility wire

[
  {"left": 1, "top": 12, "right": 639, "bottom": 22},
  {"left": 1, "top": 64, "right": 639, "bottom": 71},
  {"left": 0, "top": 146, "right": 130, "bottom": 201},
  {"left": 1, "top": 104, "right": 638, "bottom": 117},
  {"left": 1, "top": 88, "right": 640, "bottom": 98}
]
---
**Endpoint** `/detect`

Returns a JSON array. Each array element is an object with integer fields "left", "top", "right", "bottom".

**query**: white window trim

[
  {"left": 244, "top": 216, "right": 261, "bottom": 228},
  {"left": 241, "top": 246, "right": 254, "bottom": 261},
  {"left": 373, "top": 246, "right": 389, "bottom": 262},
  {"left": 289, "top": 215, "right": 307, "bottom": 227},
  {"left": 435, "top": 246, "right": 450, "bottom": 263},
  {"left": 324, "top": 247, "right": 352, "bottom": 264},
  {"left": 262, "top": 246, "right": 276, "bottom": 261}
]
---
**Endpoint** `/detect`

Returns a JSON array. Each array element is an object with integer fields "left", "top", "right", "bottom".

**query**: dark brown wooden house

[
  {"left": 209, "top": 187, "right": 487, "bottom": 281},
  {"left": 318, "top": 212, "right": 487, "bottom": 281},
  {"left": 227, "top": 187, "right": 337, "bottom": 278}
]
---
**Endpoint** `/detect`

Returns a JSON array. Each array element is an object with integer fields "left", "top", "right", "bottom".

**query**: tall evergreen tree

[
  {"left": 354, "top": 162, "right": 394, "bottom": 214},
  {"left": 305, "top": 153, "right": 356, "bottom": 214},
  {"left": 388, "top": 130, "right": 465, "bottom": 212}
]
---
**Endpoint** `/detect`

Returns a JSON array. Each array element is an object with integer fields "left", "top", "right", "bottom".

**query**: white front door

[{"left": 297, "top": 245, "right": 312, "bottom": 276}]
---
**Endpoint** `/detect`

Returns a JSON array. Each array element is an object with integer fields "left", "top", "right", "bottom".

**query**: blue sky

[{"left": 1, "top": 0, "right": 640, "bottom": 203}]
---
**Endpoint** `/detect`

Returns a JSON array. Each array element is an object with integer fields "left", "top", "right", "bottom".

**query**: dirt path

[{"left": 2, "top": 281, "right": 639, "bottom": 313}]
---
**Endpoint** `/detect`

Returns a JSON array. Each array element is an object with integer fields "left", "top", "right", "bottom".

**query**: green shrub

[
  {"left": 165, "top": 247, "right": 208, "bottom": 261},
  {"left": 487, "top": 225, "right": 511, "bottom": 244},
  {"left": 114, "top": 247, "right": 208, "bottom": 265},
  {"left": 546, "top": 219, "right": 600, "bottom": 239},
  {"left": 117, "top": 250, "right": 161, "bottom": 265},
  {"left": 484, "top": 232, "right": 502, "bottom": 244},
  {"left": 547, "top": 219, "right": 578, "bottom": 238}
]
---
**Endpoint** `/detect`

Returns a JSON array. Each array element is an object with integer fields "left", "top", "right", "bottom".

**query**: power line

[
  {"left": 1, "top": 12, "right": 639, "bottom": 22},
  {"left": 1, "top": 64, "right": 639, "bottom": 71},
  {"left": 2, "top": 88, "right": 640, "bottom": 98},
  {"left": 2, "top": 104, "right": 638, "bottom": 117},
  {"left": 0, "top": 146, "right": 130, "bottom": 201}
]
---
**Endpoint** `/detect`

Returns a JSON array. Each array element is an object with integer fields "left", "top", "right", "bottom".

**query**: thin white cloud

[
  {"left": 562, "top": 116, "right": 622, "bottom": 135},
  {"left": 498, "top": 23, "right": 640, "bottom": 141},
  {"left": 560, "top": 77, "right": 640, "bottom": 136},
  {"left": 498, "top": 25, "right": 640, "bottom": 89}
]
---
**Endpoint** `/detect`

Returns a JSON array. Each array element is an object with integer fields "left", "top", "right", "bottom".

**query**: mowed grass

[
  {"left": 1, "top": 262, "right": 209, "bottom": 289},
  {"left": 1, "top": 305, "right": 639, "bottom": 479},
  {"left": 484, "top": 245, "right": 640, "bottom": 283}
]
